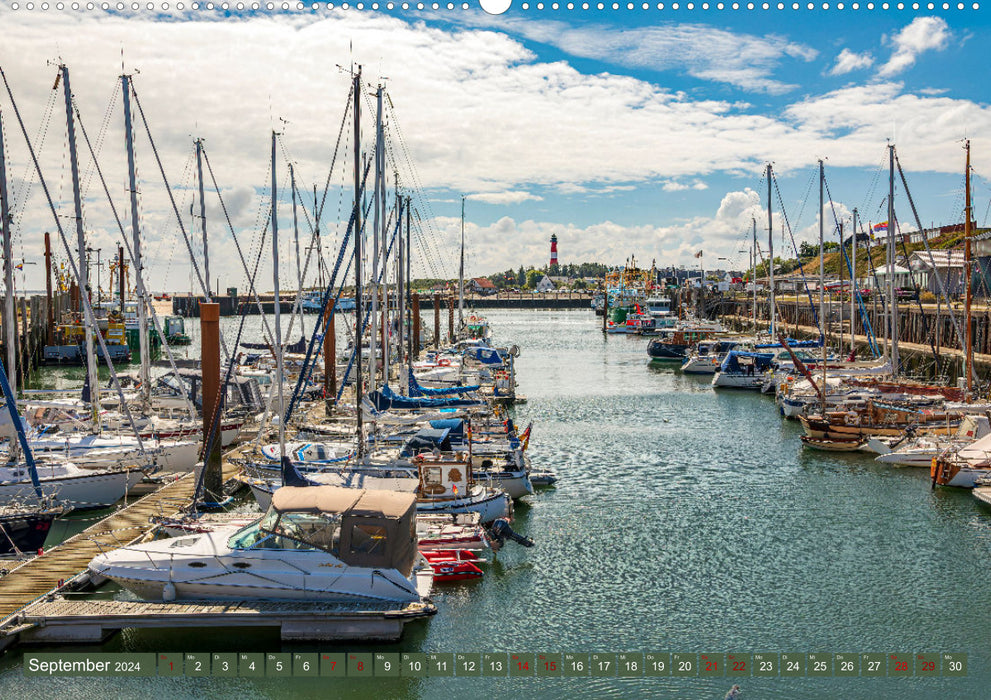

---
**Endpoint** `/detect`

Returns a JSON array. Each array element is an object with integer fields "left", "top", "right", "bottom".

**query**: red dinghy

[{"left": 421, "top": 549, "right": 485, "bottom": 582}]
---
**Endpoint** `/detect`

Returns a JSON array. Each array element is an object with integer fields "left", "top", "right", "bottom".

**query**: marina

[{"left": 1, "top": 6, "right": 991, "bottom": 699}]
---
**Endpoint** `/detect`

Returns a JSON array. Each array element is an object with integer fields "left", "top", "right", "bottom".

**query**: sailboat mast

[
  {"left": 751, "top": 217, "right": 757, "bottom": 331},
  {"left": 819, "top": 159, "right": 826, "bottom": 412},
  {"left": 62, "top": 65, "right": 101, "bottom": 425},
  {"left": 380, "top": 169, "right": 389, "bottom": 386},
  {"left": 851, "top": 208, "right": 858, "bottom": 357},
  {"left": 270, "top": 131, "right": 286, "bottom": 459},
  {"left": 369, "top": 86, "right": 382, "bottom": 392},
  {"left": 195, "top": 138, "right": 210, "bottom": 297},
  {"left": 0, "top": 108, "right": 16, "bottom": 404},
  {"left": 767, "top": 163, "right": 775, "bottom": 338},
  {"left": 353, "top": 69, "right": 364, "bottom": 459},
  {"left": 290, "top": 163, "right": 304, "bottom": 338},
  {"left": 406, "top": 195, "right": 413, "bottom": 371},
  {"left": 965, "top": 139, "right": 973, "bottom": 396},
  {"left": 459, "top": 194, "right": 465, "bottom": 331},
  {"left": 396, "top": 191, "right": 404, "bottom": 381},
  {"left": 888, "top": 144, "right": 899, "bottom": 376},
  {"left": 122, "top": 74, "right": 150, "bottom": 406}
]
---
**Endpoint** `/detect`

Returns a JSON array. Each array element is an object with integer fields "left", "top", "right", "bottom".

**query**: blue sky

[{"left": 0, "top": 5, "right": 988, "bottom": 291}]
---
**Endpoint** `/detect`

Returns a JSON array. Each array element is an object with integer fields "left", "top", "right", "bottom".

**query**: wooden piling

[
  {"left": 433, "top": 293, "right": 440, "bottom": 348},
  {"left": 199, "top": 302, "right": 222, "bottom": 502},
  {"left": 412, "top": 292, "right": 420, "bottom": 359}
]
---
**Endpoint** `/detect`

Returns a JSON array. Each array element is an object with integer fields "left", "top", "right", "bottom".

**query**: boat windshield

[{"left": 227, "top": 509, "right": 342, "bottom": 553}]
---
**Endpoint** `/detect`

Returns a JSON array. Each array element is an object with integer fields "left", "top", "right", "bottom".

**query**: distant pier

[{"left": 172, "top": 291, "right": 593, "bottom": 317}]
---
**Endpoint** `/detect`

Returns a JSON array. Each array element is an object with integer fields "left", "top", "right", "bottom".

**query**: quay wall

[
  {"left": 713, "top": 295, "right": 991, "bottom": 382},
  {"left": 0, "top": 292, "right": 70, "bottom": 388},
  {"left": 172, "top": 292, "right": 593, "bottom": 317}
]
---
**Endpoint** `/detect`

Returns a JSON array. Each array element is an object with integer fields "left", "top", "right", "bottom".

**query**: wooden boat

[{"left": 799, "top": 436, "right": 864, "bottom": 452}]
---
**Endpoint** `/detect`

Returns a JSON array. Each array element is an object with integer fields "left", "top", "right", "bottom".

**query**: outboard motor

[{"left": 487, "top": 518, "right": 534, "bottom": 551}]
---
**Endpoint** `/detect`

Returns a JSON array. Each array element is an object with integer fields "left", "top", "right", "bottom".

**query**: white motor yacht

[{"left": 88, "top": 485, "right": 434, "bottom": 603}]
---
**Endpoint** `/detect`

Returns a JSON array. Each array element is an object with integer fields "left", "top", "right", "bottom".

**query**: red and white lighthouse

[{"left": 550, "top": 234, "right": 558, "bottom": 267}]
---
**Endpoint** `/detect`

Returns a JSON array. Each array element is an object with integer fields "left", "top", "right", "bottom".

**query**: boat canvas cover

[
  {"left": 952, "top": 432, "right": 991, "bottom": 466},
  {"left": 466, "top": 347, "right": 505, "bottom": 365},
  {"left": 719, "top": 351, "right": 775, "bottom": 373},
  {"left": 272, "top": 485, "right": 417, "bottom": 575},
  {"left": 429, "top": 419, "right": 465, "bottom": 439},
  {"left": 400, "top": 428, "right": 453, "bottom": 457},
  {"left": 407, "top": 369, "right": 480, "bottom": 397},
  {"left": 368, "top": 384, "right": 481, "bottom": 411}
]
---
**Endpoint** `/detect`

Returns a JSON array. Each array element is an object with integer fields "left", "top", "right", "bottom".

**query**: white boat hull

[
  {"left": 89, "top": 530, "right": 429, "bottom": 603},
  {"left": 712, "top": 372, "right": 764, "bottom": 390},
  {"left": 0, "top": 468, "right": 144, "bottom": 510}
]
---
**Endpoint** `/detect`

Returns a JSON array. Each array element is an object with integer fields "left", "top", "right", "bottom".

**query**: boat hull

[{"left": 0, "top": 468, "right": 144, "bottom": 510}]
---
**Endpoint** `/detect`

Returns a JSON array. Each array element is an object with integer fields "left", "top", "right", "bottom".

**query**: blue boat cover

[
  {"left": 429, "top": 419, "right": 465, "bottom": 439},
  {"left": 368, "top": 384, "right": 482, "bottom": 411},
  {"left": 466, "top": 346, "right": 505, "bottom": 365},
  {"left": 719, "top": 351, "right": 775, "bottom": 373}
]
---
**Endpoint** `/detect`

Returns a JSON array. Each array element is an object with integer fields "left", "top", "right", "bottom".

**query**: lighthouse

[{"left": 550, "top": 234, "right": 558, "bottom": 267}]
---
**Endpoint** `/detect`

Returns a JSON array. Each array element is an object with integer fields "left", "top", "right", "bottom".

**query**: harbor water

[{"left": 2, "top": 308, "right": 989, "bottom": 698}]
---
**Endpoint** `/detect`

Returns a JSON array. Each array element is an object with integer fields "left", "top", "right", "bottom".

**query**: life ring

[{"left": 438, "top": 358, "right": 452, "bottom": 367}]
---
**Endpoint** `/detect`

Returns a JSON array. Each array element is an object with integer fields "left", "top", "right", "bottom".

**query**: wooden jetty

[
  {"left": 7, "top": 598, "right": 436, "bottom": 644},
  {"left": 0, "top": 292, "right": 70, "bottom": 388},
  {"left": 0, "top": 465, "right": 237, "bottom": 652}
]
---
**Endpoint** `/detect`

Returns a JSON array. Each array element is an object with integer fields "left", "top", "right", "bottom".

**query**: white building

[{"left": 535, "top": 275, "right": 555, "bottom": 292}]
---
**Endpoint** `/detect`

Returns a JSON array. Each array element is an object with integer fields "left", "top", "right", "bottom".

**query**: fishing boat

[
  {"left": 647, "top": 328, "right": 717, "bottom": 360},
  {"left": 88, "top": 485, "right": 435, "bottom": 603}
]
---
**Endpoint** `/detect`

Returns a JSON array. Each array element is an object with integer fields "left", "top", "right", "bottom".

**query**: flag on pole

[
  {"left": 872, "top": 221, "right": 888, "bottom": 233},
  {"left": 694, "top": 250, "right": 703, "bottom": 258},
  {"left": 520, "top": 422, "right": 533, "bottom": 452}
]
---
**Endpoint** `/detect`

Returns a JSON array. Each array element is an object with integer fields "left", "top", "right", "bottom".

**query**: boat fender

[
  {"left": 162, "top": 582, "right": 176, "bottom": 602},
  {"left": 488, "top": 518, "right": 534, "bottom": 548}
]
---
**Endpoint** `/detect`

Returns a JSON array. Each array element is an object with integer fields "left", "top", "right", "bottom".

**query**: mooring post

[
  {"left": 412, "top": 292, "right": 421, "bottom": 359},
  {"left": 433, "top": 293, "right": 440, "bottom": 348},
  {"left": 448, "top": 295, "right": 455, "bottom": 342},
  {"left": 199, "top": 301, "right": 223, "bottom": 502}
]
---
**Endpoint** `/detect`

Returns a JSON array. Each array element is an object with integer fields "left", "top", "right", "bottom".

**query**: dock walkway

[{"left": 0, "top": 470, "right": 217, "bottom": 625}]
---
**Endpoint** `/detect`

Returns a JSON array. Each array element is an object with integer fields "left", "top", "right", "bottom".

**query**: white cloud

[
  {"left": 481, "top": 18, "right": 817, "bottom": 94},
  {"left": 829, "top": 48, "right": 874, "bottom": 76},
  {"left": 446, "top": 187, "right": 770, "bottom": 275},
  {"left": 879, "top": 17, "right": 950, "bottom": 77},
  {"left": 467, "top": 191, "right": 543, "bottom": 204},
  {"left": 0, "top": 11, "right": 985, "bottom": 292},
  {"left": 663, "top": 180, "right": 709, "bottom": 192}
]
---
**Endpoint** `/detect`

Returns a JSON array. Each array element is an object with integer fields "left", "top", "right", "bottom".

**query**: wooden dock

[
  {"left": 0, "top": 472, "right": 204, "bottom": 627},
  {"left": 9, "top": 598, "right": 436, "bottom": 644}
]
